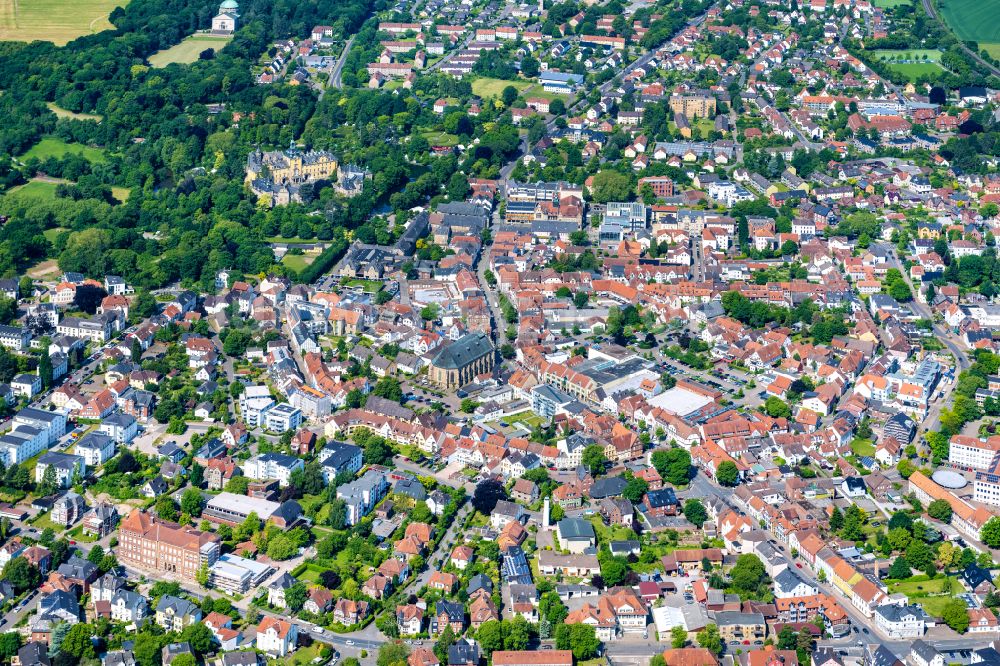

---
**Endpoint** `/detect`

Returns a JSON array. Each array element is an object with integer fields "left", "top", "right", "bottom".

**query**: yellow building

[
  {"left": 245, "top": 143, "right": 338, "bottom": 186},
  {"left": 669, "top": 94, "right": 717, "bottom": 119}
]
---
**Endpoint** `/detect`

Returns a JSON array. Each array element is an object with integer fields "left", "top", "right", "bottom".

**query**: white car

[{"left": 345, "top": 640, "right": 355, "bottom": 646}]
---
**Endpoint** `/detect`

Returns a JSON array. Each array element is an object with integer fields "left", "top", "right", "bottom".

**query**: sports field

[
  {"left": 937, "top": 0, "right": 1000, "bottom": 43},
  {"left": 19, "top": 137, "right": 107, "bottom": 163},
  {"left": 869, "top": 49, "right": 944, "bottom": 79},
  {"left": 888, "top": 62, "right": 945, "bottom": 78},
  {"left": 148, "top": 33, "right": 232, "bottom": 67},
  {"left": 0, "top": 0, "right": 125, "bottom": 44}
]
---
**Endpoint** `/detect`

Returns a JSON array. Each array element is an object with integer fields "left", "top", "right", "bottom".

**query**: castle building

[{"left": 245, "top": 142, "right": 339, "bottom": 207}]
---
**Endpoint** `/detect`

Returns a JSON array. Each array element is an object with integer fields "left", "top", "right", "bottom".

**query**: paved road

[
  {"left": 477, "top": 254, "right": 509, "bottom": 349},
  {"left": 324, "top": 34, "right": 356, "bottom": 95},
  {"left": 886, "top": 246, "right": 969, "bottom": 369},
  {"left": 398, "top": 503, "right": 473, "bottom": 593},
  {"left": 883, "top": 244, "right": 968, "bottom": 441},
  {"left": 920, "top": 0, "right": 1000, "bottom": 78}
]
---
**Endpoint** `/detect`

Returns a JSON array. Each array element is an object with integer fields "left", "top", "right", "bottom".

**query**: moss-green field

[
  {"left": 19, "top": 137, "right": 107, "bottom": 163},
  {"left": 148, "top": 33, "right": 233, "bottom": 67},
  {"left": 938, "top": 0, "right": 1000, "bottom": 43}
]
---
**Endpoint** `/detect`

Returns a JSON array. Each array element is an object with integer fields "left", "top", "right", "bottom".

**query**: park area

[
  {"left": 148, "top": 33, "right": 232, "bottom": 67},
  {"left": 0, "top": 0, "right": 124, "bottom": 43}
]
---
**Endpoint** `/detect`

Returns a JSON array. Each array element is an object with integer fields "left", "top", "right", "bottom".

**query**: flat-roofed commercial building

[{"left": 209, "top": 553, "right": 274, "bottom": 594}]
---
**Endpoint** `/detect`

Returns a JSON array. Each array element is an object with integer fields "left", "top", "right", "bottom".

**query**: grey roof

[
  {"left": 221, "top": 652, "right": 262, "bottom": 666},
  {"left": 38, "top": 451, "right": 83, "bottom": 471},
  {"left": 492, "top": 500, "right": 522, "bottom": 518},
  {"left": 155, "top": 595, "right": 198, "bottom": 617},
  {"left": 436, "top": 599, "right": 464, "bottom": 621},
  {"left": 774, "top": 568, "right": 809, "bottom": 592},
  {"left": 58, "top": 555, "right": 97, "bottom": 581},
  {"left": 557, "top": 517, "right": 595, "bottom": 540},
  {"left": 76, "top": 432, "right": 114, "bottom": 451},
  {"left": 449, "top": 638, "right": 480, "bottom": 665},
  {"left": 589, "top": 476, "right": 628, "bottom": 498},
  {"left": 468, "top": 573, "right": 493, "bottom": 595},
  {"left": 105, "top": 650, "right": 138, "bottom": 666},
  {"left": 430, "top": 332, "right": 493, "bottom": 370},
  {"left": 111, "top": 589, "right": 147, "bottom": 613},
  {"left": 394, "top": 477, "right": 427, "bottom": 500},
  {"left": 270, "top": 572, "right": 297, "bottom": 590},
  {"left": 320, "top": 441, "right": 363, "bottom": 470},
  {"left": 39, "top": 589, "right": 79, "bottom": 619},
  {"left": 713, "top": 610, "right": 765, "bottom": 626},
  {"left": 17, "top": 642, "right": 51, "bottom": 666},
  {"left": 910, "top": 641, "right": 939, "bottom": 662},
  {"left": 867, "top": 645, "right": 903, "bottom": 666}
]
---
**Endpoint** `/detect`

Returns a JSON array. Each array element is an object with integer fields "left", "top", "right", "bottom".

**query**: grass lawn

[
  {"left": 46, "top": 103, "right": 102, "bottom": 122},
  {"left": 42, "top": 227, "right": 67, "bottom": 243},
  {"left": 5, "top": 179, "right": 61, "bottom": 200},
  {"left": 111, "top": 186, "right": 130, "bottom": 202},
  {"left": 850, "top": 438, "right": 875, "bottom": 457},
  {"left": 471, "top": 77, "right": 533, "bottom": 98},
  {"left": 266, "top": 235, "right": 324, "bottom": 244},
  {"left": 20, "top": 137, "right": 107, "bottom": 163},
  {"left": 887, "top": 62, "right": 945, "bottom": 79},
  {"left": 291, "top": 562, "right": 334, "bottom": 584},
  {"left": 982, "top": 43, "right": 1000, "bottom": 59},
  {"left": 66, "top": 524, "right": 98, "bottom": 543},
  {"left": 918, "top": 594, "right": 960, "bottom": 618},
  {"left": 889, "top": 576, "right": 963, "bottom": 617},
  {"left": 937, "top": 0, "right": 1000, "bottom": 43},
  {"left": 0, "top": 0, "right": 126, "bottom": 44},
  {"left": 273, "top": 642, "right": 328, "bottom": 666},
  {"left": 870, "top": 49, "right": 942, "bottom": 62},
  {"left": 281, "top": 253, "right": 314, "bottom": 272},
  {"left": 148, "top": 33, "right": 233, "bottom": 67},
  {"left": 420, "top": 130, "right": 459, "bottom": 147},
  {"left": 30, "top": 512, "right": 65, "bottom": 533},
  {"left": 339, "top": 277, "right": 383, "bottom": 292},
  {"left": 872, "top": 0, "right": 909, "bottom": 6},
  {"left": 517, "top": 82, "right": 569, "bottom": 102},
  {"left": 867, "top": 49, "right": 944, "bottom": 80},
  {"left": 588, "top": 515, "right": 637, "bottom": 545},
  {"left": 501, "top": 411, "right": 545, "bottom": 429}
]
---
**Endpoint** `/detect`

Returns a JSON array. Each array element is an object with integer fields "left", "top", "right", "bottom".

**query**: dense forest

[{"left": 0, "top": 0, "right": 380, "bottom": 290}]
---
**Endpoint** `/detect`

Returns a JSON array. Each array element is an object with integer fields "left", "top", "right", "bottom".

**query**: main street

[{"left": 326, "top": 34, "right": 356, "bottom": 93}]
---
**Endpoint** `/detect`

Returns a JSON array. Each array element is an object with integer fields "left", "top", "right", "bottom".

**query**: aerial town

[{"left": 1, "top": 0, "right": 1000, "bottom": 661}]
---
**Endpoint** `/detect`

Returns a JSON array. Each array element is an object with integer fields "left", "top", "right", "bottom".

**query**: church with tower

[{"left": 211, "top": 0, "right": 239, "bottom": 34}]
